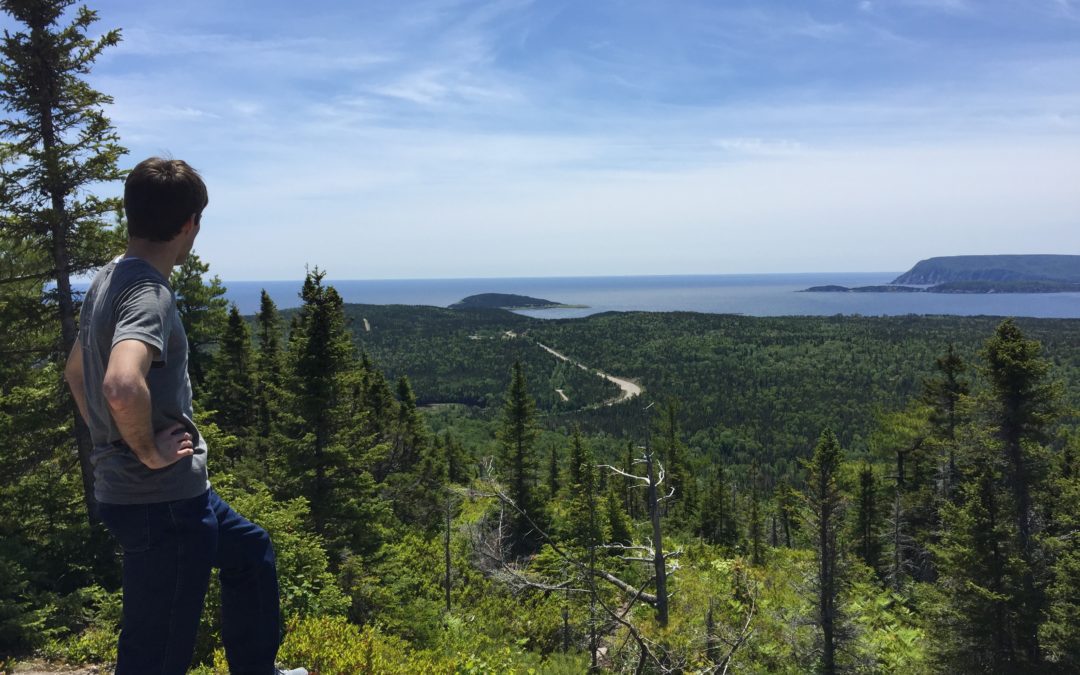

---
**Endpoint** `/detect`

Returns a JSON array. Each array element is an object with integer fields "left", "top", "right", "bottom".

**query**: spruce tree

[
  {"left": 922, "top": 343, "right": 969, "bottom": 494},
  {"left": 565, "top": 428, "right": 603, "bottom": 552},
  {"left": 0, "top": 235, "right": 97, "bottom": 646},
  {"left": 698, "top": 463, "right": 737, "bottom": 547},
  {"left": 441, "top": 432, "right": 469, "bottom": 484},
  {"left": 170, "top": 252, "right": 228, "bottom": 395},
  {"left": 934, "top": 461, "right": 1022, "bottom": 671},
  {"left": 803, "top": 428, "right": 846, "bottom": 675},
  {"left": 623, "top": 440, "right": 642, "bottom": 520},
  {"left": 747, "top": 481, "right": 764, "bottom": 566},
  {"left": 922, "top": 343, "right": 969, "bottom": 443},
  {"left": 497, "top": 361, "right": 541, "bottom": 557},
  {"left": 547, "top": 444, "right": 560, "bottom": 498},
  {"left": 286, "top": 268, "right": 377, "bottom": 549},
  {"left": 605, "top": 483, "right": 633, "bottom": 546},
  {"left": 1040, "top": 438, "right": 1080, "bottom": 669},
  {"left": 252, "top": 290, "right": 286, "bottom": 461},
  {"left": 982, "top": 318, "right": 1061, "bottom": 663},
  {"left": 1, "top": 0, "right": 126, "bottom": 519},
  {"left": 775, "top": 479, "right": 799, "bottom": 548},
  {"left": 853, "top": 462, "right": 882, "bottom": 576},
  {"left": 204, "top": 305, "right": 256, "bottom": 448},
  {"left": 654, "top": 399, "right": 685, "bottom": 515},
  {"left": 391, "top": 375, "right": 425, "bottom": 474}
]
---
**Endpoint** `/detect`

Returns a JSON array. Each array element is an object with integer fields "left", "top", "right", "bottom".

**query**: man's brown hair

[{"left": 124, "top": 157, "right": 209, "bottom": 242}]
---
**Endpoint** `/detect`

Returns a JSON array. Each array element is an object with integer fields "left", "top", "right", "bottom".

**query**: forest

[{"left": 4, "top": 2, "right": 1080, "bottom": 673}]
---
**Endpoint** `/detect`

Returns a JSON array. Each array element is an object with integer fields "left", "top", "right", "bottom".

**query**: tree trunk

[
  {"left": 444, "top": 493, "right": 452, "bottom": 615},
  {"left": 32, "top": 15, "right": 99, "bottom": 523},
  {"left": 646, "top": 444, "right": 668, "bottom": 627},
  {"left": 820, "top": 501, "right": 835, "bottom": 675}
]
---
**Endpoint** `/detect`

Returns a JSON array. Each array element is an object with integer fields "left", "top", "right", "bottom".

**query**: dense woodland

[{"left": 4, "top": 2, "right": 1080, "bottom": 673}]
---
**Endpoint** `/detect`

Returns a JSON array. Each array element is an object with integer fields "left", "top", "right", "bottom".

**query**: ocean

[{"left": 220, "top": 273, "right": 1080, "bottom": 319}]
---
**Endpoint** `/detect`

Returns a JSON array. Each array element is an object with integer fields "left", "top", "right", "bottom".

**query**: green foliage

[
  {"left": 340, "top": 304, "right": 619, "bottom": 410},
  {"left": 931, "top": 457, "right": 1025, "bottom": 672},
  {"left": 338, "top": 533, "right": 445, "bottom": 646},
  {"left": 802, "top": 428, "right": 845, "bottom": 674},
  {"left": 852, "top": 462, "right": 882, "bottom": 576},
  {"left": 279, "top": 615, "right": 455, "bottom": 675},
  {"left": 697, "top": 463, "right": 738, "bottom": 548},
  {"left": 1040, "top": 440, "right": 1080, "bottom": 670},
  {"left": 0, "top": 0, "right": 126, "bottom": 285},
  {"left": 171, "top": 252, "right": 229, "bottom": 394},
  {"left": 1, "top": 0, "right": 127, "bottom": 527},
  {"left": 281, "top": 269, "right": 391, "bottom": 553},
  {"left": 204, "top": 305, "right": 257, "bottom": 448},
  {"left": 499, "top": 361, "right": 543, "bottom": 557},
  {"left": 214, "top": 476, "right": 347, "bottom": 620},
  {"left": 9, "top": 226, "right": 1080, "bottom": 674},
  {"left": 38, "top": 586, "right": 120, "bottom": 665}
]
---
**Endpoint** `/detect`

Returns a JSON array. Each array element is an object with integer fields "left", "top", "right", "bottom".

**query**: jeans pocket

[{"left": 98, "top": 503, "right": 153, "bottom": 553}]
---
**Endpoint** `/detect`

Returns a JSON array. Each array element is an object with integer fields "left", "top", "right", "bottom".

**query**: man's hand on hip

[{"left": 139, "top": 423, "right": 195, "bottom": 469}]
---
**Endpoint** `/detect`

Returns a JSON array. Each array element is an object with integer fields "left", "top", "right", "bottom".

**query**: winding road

[{"left": 535, "top": 341, "right": 642, "bottom": 405}]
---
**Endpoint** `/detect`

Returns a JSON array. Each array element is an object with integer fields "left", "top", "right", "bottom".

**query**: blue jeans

[{"left": 98, "top": 489, "right": 281, "bottom": 675}]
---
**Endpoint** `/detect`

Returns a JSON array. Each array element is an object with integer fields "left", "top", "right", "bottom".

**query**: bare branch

[
  {"left": 474, "top": 483, "right": 661, "bottom": 605},
  {"left": 598, "top": 464, "right": 651, "bottom": 484},
  {"left": 599, "top": 543, "right": 654, "bottom": 554}
]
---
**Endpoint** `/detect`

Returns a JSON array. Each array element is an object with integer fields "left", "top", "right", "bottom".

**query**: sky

[{"left": 7, "top": 0, "right": 1080, "bottom": 279}]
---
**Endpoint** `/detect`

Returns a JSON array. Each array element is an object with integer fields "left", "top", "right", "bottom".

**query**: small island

[
  {"left": 803, "top": 255, "right": 1080, "bottom": 294},
  {"left": 449, "top": 293, "right": 588, "bottom": 310}
]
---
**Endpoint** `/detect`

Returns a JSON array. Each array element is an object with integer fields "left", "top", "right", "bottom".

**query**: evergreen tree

[
  {"left": 170, "top": 252, "right": 228, "bottom": 395},
  {"left": 497, "top": 361, "right": 541, "bottom": 557},
  {"left": 605, "top": 483, "right": 633, "bottom": 546},
  {"left": 934, "top": 461, "right": 1023, "bottom": 671},
  {"left": 566, "top": 429, "right": 602, "bottom": 552},
  {"left": 922, "top": 343, "right": 969, "bottom": 494},
  {"left": 285, "top": 268, "right": 387, "bottom": 551},
  {"left": 547, "top": 444, "right": 560, "bottom": 498},
  {"left": 698, "top": 464, "right": 737, "bottom": 547},
  {"left": 204, "top": 305, "right": 256, "bottom": 448},
  {"left": 254, "top": 290, "right": 285, "bottom": 383},
  {"left": 623, "top": 440, "right": 642, "bottom": 520},
  {"left": 747, "top": 481, "right": 764, "bottom": 566},
  {"left": 251, "top": 290, "right": 287, "bottom": 461},
  {"left": 360, "top": 367, "right": 396, "bottom": 452},
  {"left": 853, "top": 462, "right": 882, "bottom": 576},
  {"left": 567, "top": 427, "right": 586, "bottom": 492},
  {"left": 803, "top": 428, "right": 846, "bottom": 675},
  {"left": 1040, "top": 438, "right": 1080, "bottom": 670},
  {"left": 775, "top": 479, "right": 799, "bottom": 548},
  {"left": 982, "top": 318, "right": 1061, "bottom": 663},
  {"left": 391, "top": 375, "right": 425, "bottom": 474},
  {"left": 0, "top": 236, "right": 99, "bottom": 647},
  {"left": 441, "top": 432, "right": 469, "bottom": 484},
  {"left": 654, "top": 399, "right": 686, "bottom": 516},
  {"left": 1, "top": 0, "right": 126, "bottom": 519},
  {"left": 922, "top": 343, "right": 969, "bottom": 443}
]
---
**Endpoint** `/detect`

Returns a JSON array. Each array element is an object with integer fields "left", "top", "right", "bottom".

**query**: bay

[{"left": 221, "top": 273, "right": 1080, "bottom": 319}]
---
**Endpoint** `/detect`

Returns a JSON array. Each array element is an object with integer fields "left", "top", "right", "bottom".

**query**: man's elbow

[
  {"left": 63, "top": 360, "right": 82, "bottom": 387},
  {"left": 103, "top": 374, "right": 144, "bottom": 410}
]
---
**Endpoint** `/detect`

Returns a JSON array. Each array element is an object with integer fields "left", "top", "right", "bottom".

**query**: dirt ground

[{"left": 10, "top": 661, "right": 103, "bottom": 675}]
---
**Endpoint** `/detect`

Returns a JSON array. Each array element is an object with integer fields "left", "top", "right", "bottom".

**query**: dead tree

[{"left": 467, "top": 473, "right": 680, "bottom": 673}]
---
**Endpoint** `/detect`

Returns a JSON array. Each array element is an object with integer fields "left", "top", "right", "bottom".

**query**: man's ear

[{"left": 178, "top": 215, "right": 198, "bottom": 236}]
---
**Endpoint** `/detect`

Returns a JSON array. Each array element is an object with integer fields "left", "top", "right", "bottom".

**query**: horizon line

[{"left": 219, "top": 270, "right": 904, "bottom": 284}]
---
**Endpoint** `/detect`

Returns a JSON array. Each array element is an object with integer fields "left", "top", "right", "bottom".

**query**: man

[{"left": 64, "top": 158, "right": 306, "bottom": 675}]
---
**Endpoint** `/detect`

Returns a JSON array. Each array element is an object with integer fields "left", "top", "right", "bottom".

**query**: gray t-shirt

[{"left": 79, "top": 257, "right": 209, "bottom": 504}]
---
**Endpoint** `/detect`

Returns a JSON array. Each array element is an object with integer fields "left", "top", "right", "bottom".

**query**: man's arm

[
  {"left": 103, "top": 339, "right": 194, "bottom": 470},
  {"left": 64, "top": 340, "right": 91, "bottom": 423}
]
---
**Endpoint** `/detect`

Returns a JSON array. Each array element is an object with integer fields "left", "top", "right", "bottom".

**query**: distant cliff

[{"left": 892, "top": 255, "right": 1080, "bottom": 285}]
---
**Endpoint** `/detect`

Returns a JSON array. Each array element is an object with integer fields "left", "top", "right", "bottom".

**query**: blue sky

[{"left": 9, "top": 0, "right": 1080, "bottom": 279}]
